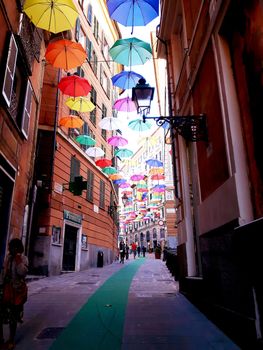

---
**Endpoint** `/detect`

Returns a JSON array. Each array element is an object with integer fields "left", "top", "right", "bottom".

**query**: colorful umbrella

[
  {"left": 113, "top": 96, "right": 137, "bottom": 113},
  {"left": 95, "top": 158, "right": 112, "bottom": 168},
  {"left": 146, "top": 159, "right": 163, "bottom": 167},
  {"left": 111, "top": 71, "right": 144, "bottom": 90},
  {"left": 151, "top": 174, "right": 165, "bottom": 180},
  {"left": 130, "top": 174, "right": 144, "bottom": 181},
  {"left": 107, "top": 0, "right": 159, "bottom": 32},
  {"left": 45, "top": 39, "right": 87, "bottom": 70},
  {"left": 109, "top": 174, "right": 123, "bottom": 180},
  {"left": 114, "top": 148, "right": 133, "bottom": 158},
  {"left": 107, "top": 135, "right": 128, "bottom": 147},
  {"left": 85, "top": 147, "right": 105, "bottom": 158},
  {"left": 109, "top": 37, "right": 152, "bottom": 67},
  {"left": 149, "top": 167, "right": 164, "bottom": 175},
  {"left": 119, "top": 183, "right": 131, "bottom": 188},
  {"left": 59, "top": 116, "right": 84, "bottom": 128},
  {"left": 58, "top": 75, "right": 91, "bottom": 97},
  {"left": 99, "top": 117, "right": 122, "bottom": 131},
  {"left": 102, "top": 166, "right": 118, "bottom": 175},
  {"left": 113, "top": 179, "right": 127, "bottom": 185},
  {"left": 23, "top": 0, "right": 78, "bottom": 34},
  {"left": 66, "top": 97, "right": 95, "bottom": 112},
  {"left": 128, "top": 119, "right": 152, "bottom": 132},
  {"left": 75, "top": 134, "right": 96, "bottom": 146}
]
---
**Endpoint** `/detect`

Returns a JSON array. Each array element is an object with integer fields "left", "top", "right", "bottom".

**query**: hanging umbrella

[
  {"left": 146, "top": 159, "right": 163, "bottom": 167},
  {"left": 95, "top": 158, "right": 112, "bottom": 168},
  {"left": 111, "top": 71, "right": 143, "bottom": 90},
  {"left": 149, "top": 167, "right": 164, "bottom": 175},
  {"left": 113, "top": 96, "right": 137, "bottom": 113},
  {"left": 107, "top": 135, "right": 128, "bottom": 147},
  {"left": 99, "top": 117, "right": 122, "bottom": 130},
  {"left": 23, "top": 0, "right": 78, "bottom": 34},
  {"left": 109, "top": 174, "right": 123, "bottom": 180},
  {"left": 119, "top": 183, "right": 131, "bottom": 188},
  {"left": 75, "top": 134, "right": 96, "bottom": 146},
  {"left": 102, "top": 167, "right": 118, "bottom": 175},
  {"left": 59, "top": 116, "right": 84, "bottom": 128},
  {"left": 113, "top": 179, "right": 126, "bottom": 185},
  {"left": 58, "top": 75, "right": 91, "bottom": 97},
  {"left": 128, "top": 119, "right": 152, "bottom": 132},
  {"left": 151, "top": 174, "right": 165, "bottom": 180},
  {"left": 66, "top": 97, "right": 95, "bottom": 112},
  {"left": 86, "top": 147, "right": 105, "bottom": 158},
  {"left": 114, "top": 148, "right": 133, "bottom": 158},
  {"left": 152, "top": 188, "right": 165, "bottom": 193},
  {"left": 109, "top": 37, "right": 152, "bottom": 66},
  {"left": 45, "top": 39, "right": 87, "bottom": 70},
  {"left": 107, "top": 0, "right": 159, "bottom": 33},
  {"left": 130, "top": 174, "right": 144, "bottom": 181}
]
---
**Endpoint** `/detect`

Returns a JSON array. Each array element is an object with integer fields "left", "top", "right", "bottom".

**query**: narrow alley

[{"left": 7, "top": 256, "right": 239, "bottom": 350}]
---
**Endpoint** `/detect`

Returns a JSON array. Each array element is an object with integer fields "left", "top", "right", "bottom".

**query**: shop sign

[{"left": 64, "top": 210, "right": 82, "bottom": 224}]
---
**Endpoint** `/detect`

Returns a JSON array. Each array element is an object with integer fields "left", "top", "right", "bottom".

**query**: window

[
  {"left": 101, "top": 143, "right": 106, "bottom": 155},
  {"left": 93, "top": 16, "right": 99, "bottom": 41},
  {"left": 2, "top": 33, "right": 33, "bottom": 139},
  {"left": 81, "top": 234, "right": 88, "bottom": 249},
  {"left": 101, "top": 104, "right": 107, "bottom": 139},
  {"left": 90, "top": 87, "right": 97, "bottom": 125},
  {"left": 86, "top": 169, "right": 94, "bottom": 202},
  {"left": 87, "top": 4, "right": 92, "bottom": 25},
  {"left": 91, "top": 51, "right": 98, "bottom": 75},
  {"left": 75, "top": 18, "right": 81, "bottom": 42},
  {"left": 77, "top": 67, "right": 85, "bottom": 78},
  {"left": 99, "top": 180, "right": 105, "bottom": 209},
  {"left": 86, "top": 37, "right": 92, "bottom": 61},
  {"left": 78, "top": 27, "right": 86, "bottom": 49},
  {"left": 70, "top": 156, "right": 80, "bottom": 181}
]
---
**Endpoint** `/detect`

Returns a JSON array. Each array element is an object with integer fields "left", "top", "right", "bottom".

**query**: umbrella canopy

[
  {"left": 66, "top": 97, "right": 95, "bottom": 112},
  {"left": 95, "top": 158, "right": 112, "bottom": 168},
  {"left": 45, "top": 39, "right": 87, "bottom": 70},
  {"left": 107, "top": 135, "right": 128, "bottom": 147},
  {"left": 113, "top": 96, "right": 137, "bottom": 113},
  {"left": 59, "top": 116, "right": 84, "bottom": 128},
  {"left": 114, "top": 148, "right": 133, "bottom": 158},
  {"left": 58, "top": 75, "right": 91, "bottom": 97},
  {"left": 102, "top": 166, "right": 118, "bottom": 175},
  {"left": 99, "top": 117, "right": 122, "bottom": 131},
  {"left": 75, "top": 134, "right": 96, "bottom": 146},
  {"left": 109, "top": 37, "right": 152, "bottom": 66},
  {"left": 113, "top": 179, "right": 126, "bottom": 185},
  {"left": 146, "top": 159, "right": 163, "bottom": 167},
  {"left": 23, "top": 0, "right": 78, "bottom": 34},
  {"left": 151, "top": 174, "right": 165, "bottom": 180},
  {"left": 111, "top": 71, "right": 143, "bottom": 90},
  {"left": 85, "top": 147, "right": 105, "bottom": 158},
  {"left": 119, "top": 182, "right": 131, "bottom": 188},
  {"left": 149, "top": 167, "right": 164, "bottom": 175},
  {"left": 109, "top": 174, "right": 123, "bottom": 180},
  {"left": 128, "top": 119, "right": 152, "bottom": 132},
  {"left": 107, "top": 0, "right": 159, "bottom": 29},
  {"left": 130, "top": 174, "right": 144, "bottom": 181}
]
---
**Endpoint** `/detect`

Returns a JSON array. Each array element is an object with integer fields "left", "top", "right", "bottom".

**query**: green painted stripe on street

[{"left": 49, "top": 259, "right": 145, "bottom": 350}]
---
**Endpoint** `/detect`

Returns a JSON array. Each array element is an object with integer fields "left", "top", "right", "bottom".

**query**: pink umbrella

[
  {"left": 119, "top": 183, "right": 131, "bottom": 188},
  {"left": 130, "top": 174, "right": 144, "bottom": 181},
  {"left": 107, "top": 135, "right": 128, "bottom": 147},
  {"left": 113, "top": 97, "right": 137, "bottom": 113}
]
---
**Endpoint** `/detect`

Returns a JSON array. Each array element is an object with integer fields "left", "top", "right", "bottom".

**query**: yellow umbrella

[
  {"left": 23, "top": 0, "right": 78, "bottom": 34},
  {"left": 149, "top": 167, "right": 164, "bottom": 175},
  {"left": 66, "top": 97, "right": 95, "bottom": 113}
]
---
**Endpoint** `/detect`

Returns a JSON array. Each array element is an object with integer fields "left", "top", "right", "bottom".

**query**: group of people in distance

[{"left": 119, "top": 241, "right": 147, "bottom": 263}]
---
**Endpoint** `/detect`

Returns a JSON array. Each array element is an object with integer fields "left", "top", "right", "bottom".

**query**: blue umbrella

[
  {"left": 146, "top": 159, "right": 163, "bottom": 167},
  {"left": 111, "top": 70, "right": 144, "bottom": 89},
  {"left": 128, "top": 119, "right": 152, "bottom": 132},
  {"left": 107, "top": 0, "right": 159, "bottom": 34}
]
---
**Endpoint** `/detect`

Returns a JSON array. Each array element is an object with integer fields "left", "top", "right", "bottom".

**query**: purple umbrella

[
  {"left": 111, "top": 70, "right": 144, "bottom": 89},
  {"left": 130, "top": 174, "right": 144, "bottom": 181},
  {"left": 146, "top": 159, "right": 163, "bottom": 167},
  {"left": 113, "top": 97, "right": 137, "bottom": 113},
  {"left": 107, "top": 135, "right": 128, "bottom": 147},
  {"left": 119, "top": 183, "right": 131, "bottom": 188}
]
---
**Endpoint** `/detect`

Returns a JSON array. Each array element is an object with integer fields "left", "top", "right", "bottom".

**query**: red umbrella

[
  {"left": 151, "top": 174, "right": 165, "bottom": 180},
  {"left": 95, "top": 158, "right": 112, "bottom": 168},
  {"left": 58, "top": 75, "right": 91, "bottom": 97}
]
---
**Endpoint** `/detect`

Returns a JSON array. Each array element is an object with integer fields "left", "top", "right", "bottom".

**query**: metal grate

[{"left": 36, "top": 327, "right": 65, "bottom": 339}]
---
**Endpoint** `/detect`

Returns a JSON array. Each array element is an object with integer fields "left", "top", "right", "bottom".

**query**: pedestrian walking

[
  {"left": 137, "top": 245, "right": 141, "bottom": 257},
  {"left": 125, "top": 245, "right": 129, "bottom": 260},
  {"left": 131, "top": 242, "right": 137, "bottom": 259},
  {"left": 119, "top": 240, "right": 125, "bottom": 264},
  {"left": 142, "top": 245, "right": 146, "bottom": 257},
  {"left": 0, "top": 238, "right": 28, "bottom": 350}
]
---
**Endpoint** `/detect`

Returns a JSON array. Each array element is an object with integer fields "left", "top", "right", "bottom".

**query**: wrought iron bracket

[{"left": 142, "top": 114, "right": 208, "bottom": 142}]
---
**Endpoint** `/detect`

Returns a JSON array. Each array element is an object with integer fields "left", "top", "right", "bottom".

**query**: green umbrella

[
  {"left": 101, "top": 167, "right": 118, "bottom": 175},
  {"left": 109, "top": 37, "right": 152, "bottom": 67},
  {"left": 128, "top": 119, "right": 152, "bottom": 132},
  {"left": 75, "top": 135, "right": 96, "bottom": 146},
  {"left": 114, "top": 148, "right": 134, "bottom": 158}
]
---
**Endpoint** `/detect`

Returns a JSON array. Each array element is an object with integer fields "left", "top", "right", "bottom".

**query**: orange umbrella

[
  {"left": 109, "top": 174, "right": 123, "bottom": 180},
  {"left": 59, "top": 115, "right": 84, "bottom": 128},
  {"left": 149, "top": 167, "right": 164, "bottom": 175},
  {"left": 45, "top": 39, "right": 87, "bottom": 70}
]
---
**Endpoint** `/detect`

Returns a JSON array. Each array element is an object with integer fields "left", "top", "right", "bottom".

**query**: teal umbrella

[
  {"left": 128, "top": 119, "right": 152, "bottom": 132},
  {"left": 114, "top": 148, "right": 133, "bottom": 158},
  {"left": 75, "top": 134, "right": 96, "bottom": 146},
  {"left": 101, "top": 166, "right": 118, "bottom": 175},
  {"left": 109, "top": 37, "right": 152, "bottom": 67}
]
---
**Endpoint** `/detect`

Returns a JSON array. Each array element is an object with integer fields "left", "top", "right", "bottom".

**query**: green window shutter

[
  {"left": 86, "top": 169, "right": 94, "bottom": 202},
  {"left": 70, "top": 156, "right": 80, "bottom": 182},
  {"left": 99, "top": 180, "right": 105, "bottom": 209},
  {"left": 21, "top": 79, "right": 33, "bottom": 139}
]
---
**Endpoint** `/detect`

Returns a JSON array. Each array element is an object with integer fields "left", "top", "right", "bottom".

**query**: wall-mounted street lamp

[
  {"left": 121, "top": 193, "right": 129, "bottom": 207},
  {"left": 132, "top": 78, "right": 208, "bottom": 142}
]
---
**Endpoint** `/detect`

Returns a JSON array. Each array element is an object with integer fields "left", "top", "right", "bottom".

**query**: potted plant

[{"left": 154, "top": 245, "right": 161, "bottom": 259}]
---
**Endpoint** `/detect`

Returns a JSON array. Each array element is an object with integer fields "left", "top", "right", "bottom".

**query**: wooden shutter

[
  {"left": 21, "top": 79, "right": 33, "bottom": 139},
  {"left": 2, "top": 33, "right": 18, "bottom": 107},
  {"left": 75, "top": 18, "right": 80, "bottom": 42},
  {"left": 70, "top": 156, "right": 80, "bottom": 181},
  {"left": 99, "top": 180, "right": 105, "bottom": 209},
  {"left": 86, "top": 169, "right": 94, "bottom": 202}
]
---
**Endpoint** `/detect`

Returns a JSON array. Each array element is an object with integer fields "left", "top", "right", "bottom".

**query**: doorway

[{"left": 62, "top": 225, "right": 78, "bottom": 271}]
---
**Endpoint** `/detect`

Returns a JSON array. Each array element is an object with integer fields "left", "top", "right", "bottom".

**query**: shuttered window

[
  {"left": 87, "top": 4, "right": 92, "bottom": 25},
  {"left": 86, "top": 37, "right": 92, "bottom": 61},
  {"left": 86, "top": 169, "right": 94, "bottom": 202},
  {"left": 21, "top": 80, "right": 33, "bottom": 139},
  {"left": 99, "top": 180, "right": 105, "bottom": 209},
  {"left": 70, "top": 156, "right": 80, "bottom": 182},
  {"left": 90, "top": 87, "right": 96, "bottom": 125},
  {"left": 2, "top": 33, "right": 18, "bottom": 107}
]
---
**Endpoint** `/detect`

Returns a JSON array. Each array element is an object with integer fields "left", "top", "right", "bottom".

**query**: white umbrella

[
  {"left": 86, "top": 147, "right": 105, "bottom": 157},
  {"left": 99, "top": 117, "right": 122, "bottom": 130}
]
